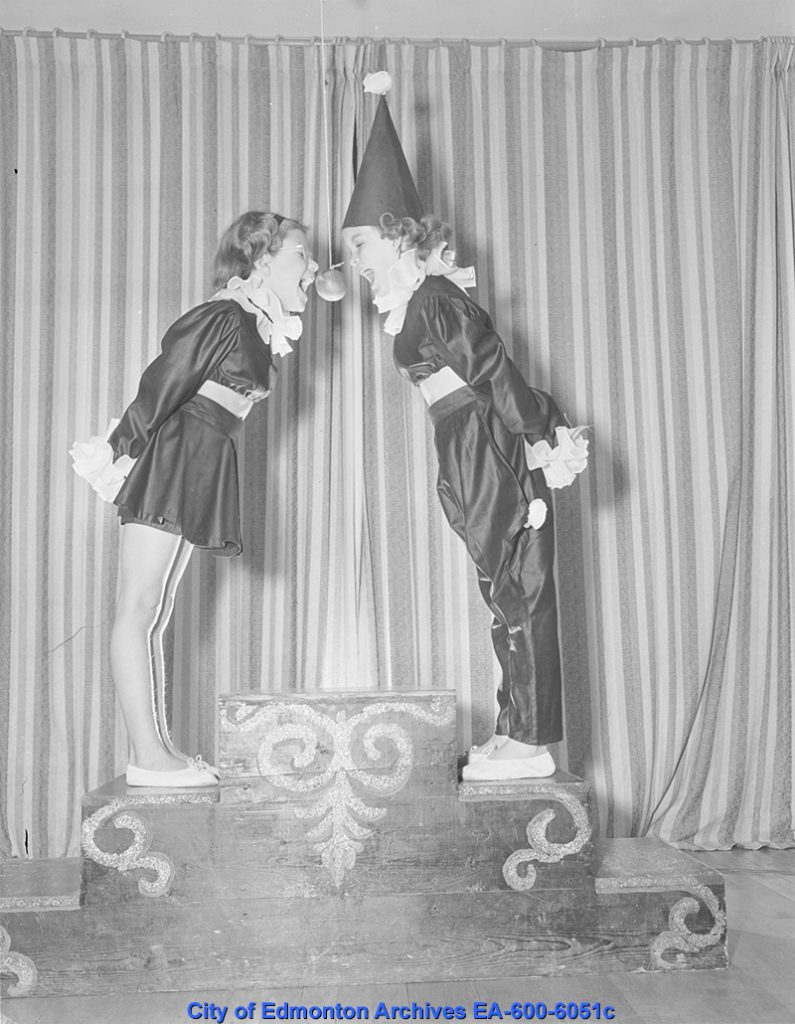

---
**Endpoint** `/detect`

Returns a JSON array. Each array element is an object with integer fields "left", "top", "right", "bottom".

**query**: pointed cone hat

[{"left": 343, "top": 96, "right": 423, "bottom": 229}]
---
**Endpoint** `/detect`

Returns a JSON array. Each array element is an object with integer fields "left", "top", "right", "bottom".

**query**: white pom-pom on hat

[{"left": 363, "top": 71, "right": 393, "bottom": 95}]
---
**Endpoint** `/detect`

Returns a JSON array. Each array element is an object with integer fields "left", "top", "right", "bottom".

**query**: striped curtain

[{"left": 1, "top": 35, "right": 793, "bottom": 858}]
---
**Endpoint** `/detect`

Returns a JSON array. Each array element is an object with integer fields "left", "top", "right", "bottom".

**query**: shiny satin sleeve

[
  {"left": 420, "top": 292, "right": 566, "bottom": 444},
  {"left": 108, "top": 301, "right": 241, "bottom": 460}
]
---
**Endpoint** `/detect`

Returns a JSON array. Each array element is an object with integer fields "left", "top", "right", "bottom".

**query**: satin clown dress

[
  {"left": 394, "top": 274, "right": 588, "bottom": 746},
  {"left": 70, "top": 284, "right": 300, "bottom": 556}
]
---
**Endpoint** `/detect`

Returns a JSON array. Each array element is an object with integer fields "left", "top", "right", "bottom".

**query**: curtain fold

[{"left": 0, "top": 34, "right": 792, "bottom": 857}]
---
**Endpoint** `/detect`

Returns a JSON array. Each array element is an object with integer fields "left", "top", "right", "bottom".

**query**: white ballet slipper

[
  {"left": 467, "top": 734, "right": 510, "bottom": 763},
  {"left": 461, "top": 750, "right": 556, "bottom": 781},
  {"left": 125, "top": 762, "right": 219, "bottom": 788}
]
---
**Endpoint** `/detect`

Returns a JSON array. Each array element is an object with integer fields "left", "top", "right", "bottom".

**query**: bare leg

[
  {"left": 149, "top": 536, "right": 194, "bottom": 759},
  {"left": 111, "top": 523, "right": 192, "bottom": 772}
]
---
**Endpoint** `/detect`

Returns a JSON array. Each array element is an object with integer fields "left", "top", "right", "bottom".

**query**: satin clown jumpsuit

[{"left": 394, "top": 275, "right": 567, "bottom": 745}]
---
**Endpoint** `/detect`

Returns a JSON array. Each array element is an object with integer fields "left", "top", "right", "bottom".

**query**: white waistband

[
  {"left": 196, "top": 380, "right": 254, "bottom": 419},
  {"left": 418, "top": 365, "right": 469, "bottom": 407}
]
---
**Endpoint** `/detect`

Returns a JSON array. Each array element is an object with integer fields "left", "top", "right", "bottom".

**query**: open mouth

[
  {"left": 288, "top": 282, "right": 311, "bottom": 312},
  {"left": 359, "top": 268, "right": 375, "bottom": 286}
]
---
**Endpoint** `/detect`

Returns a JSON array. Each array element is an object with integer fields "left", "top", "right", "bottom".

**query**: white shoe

[
  {"left": 462, "top": 750, "right": 556, "bottom": 781},
  {"left": 467, "top": 734, "right": 510, "bottom": 763},
  {"left": 125, "top": 762, "right": 219, "bottom": 788}
]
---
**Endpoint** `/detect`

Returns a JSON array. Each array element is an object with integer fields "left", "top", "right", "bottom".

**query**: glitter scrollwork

[
  {"left": 235, "top": 700, "right": 452, "bottom": 886},
  {"left": 0, "top": 924, "right": 37, "bottom": 997},
  {"left": 650, "top": 885, "right": 727, "bottom": 969},
  {"left": 502, "top": 788, "right": 592, "bottom": 891},
  {"left": 296, "top": 771, "right": 388, "bottom": 887},
  {"left": 81, "top": 799, "right": 175, "bottom": 897}
]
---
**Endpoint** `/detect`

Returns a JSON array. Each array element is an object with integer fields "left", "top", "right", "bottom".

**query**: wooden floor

[{"left": 2, "top": 849, "right": 793, "bottom": 1024}]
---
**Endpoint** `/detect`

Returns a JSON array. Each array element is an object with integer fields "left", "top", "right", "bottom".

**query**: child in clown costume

[{"left": 342, "top": 79, "right": 588, "bottom": 781}]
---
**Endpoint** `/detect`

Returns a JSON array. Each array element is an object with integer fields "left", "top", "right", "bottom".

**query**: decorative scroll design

[
  {"left": 502, "top": 788, "right": 592, "bottom": 892},
  {"left": 650, "top": 885, "right": 727, "bottom": 969},
  {"left": 0, "top": 924, "right": 37, "bottom": 997},
  {"left": 227, "top": 700, "right": 453, "bottom": 886},
  {"left": 295, "top": 771, "right": 388, "bottom": 887},
  {"left": 81, "top": 799, "right": 175, "bottom": 897}
]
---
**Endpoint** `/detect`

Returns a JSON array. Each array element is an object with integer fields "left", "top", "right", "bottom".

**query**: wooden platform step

[
  {"left": 0, "top": 836, "right": 726, "bottom": 996},
  {"left": 0, "top": 858, "right": 82, "bottom": 914},
  {"left": 0, "top": 857, "right": 81, "bottom": 1000},
  {"left": 0, "top": 690, "right": 727, "bottom": 998},
  {"left": 79, "top": 772, "right": 594, "bottom": 905},
  {"left": 219, "top": 689, "right": 458, "bottom": 803},
  {"left": 592, "top": 839, "right": 727, "bottom": 973}
]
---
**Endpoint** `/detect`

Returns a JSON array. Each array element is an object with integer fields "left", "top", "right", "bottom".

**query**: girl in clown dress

[{"left": 71, "top": 211, "right": 318, "bottom": 787}]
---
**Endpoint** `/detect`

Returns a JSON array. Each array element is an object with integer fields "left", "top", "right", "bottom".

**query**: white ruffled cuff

[
  {"left": 69, "top": 419, "right": 136, "bottom": 502},
  {"left": 524, "top": 426, "right": 589, "bottom": 489}
]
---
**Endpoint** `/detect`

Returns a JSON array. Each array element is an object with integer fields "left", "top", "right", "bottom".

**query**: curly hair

[
  {"left": 213, "top": 211, "right": 308, "bottom": 289},
  {"left": 378, "top": 213, "right": 454, "bottom": 263}
]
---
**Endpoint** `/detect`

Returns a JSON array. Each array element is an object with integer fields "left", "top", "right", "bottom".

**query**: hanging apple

[{"left": 314, "top": 266, "right": 347, "bottom": 302}]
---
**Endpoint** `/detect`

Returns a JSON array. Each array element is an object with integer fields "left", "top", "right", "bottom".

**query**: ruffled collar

[
  {"left": 375, "top": 246, "right": 476, "bottom": 336},
  {"left": 212, "top": 274, "right": 302, "bottom": 357}
]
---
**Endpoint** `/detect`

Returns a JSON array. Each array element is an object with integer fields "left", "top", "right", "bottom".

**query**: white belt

[
  {"left": 418, "top": 365, "right": 469, "bottom": 407},
  {"left": 196, "top": 380, "right": 254, "bottom": 420}
]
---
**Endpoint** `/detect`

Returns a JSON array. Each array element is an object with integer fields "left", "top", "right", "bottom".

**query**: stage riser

[
  {"left": 1, "top": 885, "right": 727, "bottom": 996},
  {"left": 1, "top": 691, "right": 727, "bottom": 1001},
  {"left": 81, "top": 796, "right": 593, "bottom": 906},
  {"left": 219, "top": 692, "right": 458, "bottom": 792}
]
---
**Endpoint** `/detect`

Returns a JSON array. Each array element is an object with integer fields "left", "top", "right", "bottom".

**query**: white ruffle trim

[
  {"left": 69, "top": 419, "right": 137, "bottom": 502},
  {"left": 378, "top": 246, "right": 476, "bottom": 336},
  {"left": 524, "top": 426, "right": 589, "bottom": 489},
  {"left": 216, "top": 275, "right": 302, "bottom": 357}
]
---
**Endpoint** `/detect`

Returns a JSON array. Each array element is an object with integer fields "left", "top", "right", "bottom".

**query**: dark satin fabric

[
  {"left": 394, "top": 276, "right": 566, "bottom": 443},
  {"left": 109, "top": 300, "right": 272, "bottom": 461},
  {"left": 398, "top": 281, "right": 565, "bottom": 745},
  {"left": 115, "top": 396, "right": 245, "bottom": 556},
  {"left": 109, "top": 301, "right": 272, "bottom": 555}
]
